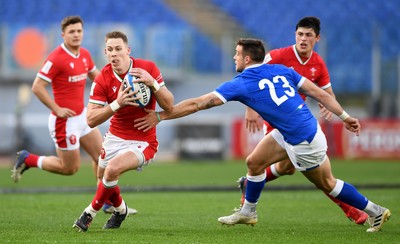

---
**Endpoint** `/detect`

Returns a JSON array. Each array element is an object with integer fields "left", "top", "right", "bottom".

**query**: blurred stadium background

[{"left": 0, "top": 0, "right": 399, "bottom": 161}]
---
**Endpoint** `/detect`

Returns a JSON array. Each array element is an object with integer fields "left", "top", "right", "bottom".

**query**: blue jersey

[{"left": 214, "top": 63, "right": 317, "bottom": 145}]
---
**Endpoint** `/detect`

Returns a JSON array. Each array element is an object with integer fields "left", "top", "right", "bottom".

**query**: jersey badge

[
  {"left": 69, "top": 134, "right": 77, "bottom": 145},
  {"left": 310, "top": 67, "right": 317, "bottom": 76}
]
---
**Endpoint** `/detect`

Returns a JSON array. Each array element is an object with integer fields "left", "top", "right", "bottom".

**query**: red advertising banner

[
  {"left": 343, "top": 119, "right": 400, "bottom": 159},
  {"left": 231, "top": 118, "right": 264, "bottom": 159},
  {"left": 233, "top": 118, "right": 400, "bottom": 159}
]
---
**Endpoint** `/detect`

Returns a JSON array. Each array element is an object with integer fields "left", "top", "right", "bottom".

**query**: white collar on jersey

[
  {"left": 245, "top": 63, "right": 264, "bottom": 70},
  {"left": 61, "top": 43, "right": 80, "bottom": 58},
  {"left": 293, "top": 44, "right": 313, "bottom": 65},
  {"left": 112, "top": 58, "right": 133, "bottom": 82}
]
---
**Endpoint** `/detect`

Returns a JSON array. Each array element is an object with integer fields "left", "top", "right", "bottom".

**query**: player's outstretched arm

[
  {"left": 299, "top": 79, "right": 360, "bottom": 135},
  {"left": 134, "top": 92, "right": 223, "bottom": 131}
]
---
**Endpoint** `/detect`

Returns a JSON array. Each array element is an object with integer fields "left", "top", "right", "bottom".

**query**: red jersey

[
  {"left": 89, "top": 57, "right": 164, "bottom": 141},
  {"left": 262, "top": 45, "right": 331, "bottom": 134},
  {"left": 37, "top": 43, "right": 96, "bottom": 115},
  {"left": 264, "top": 45, "right": 330, "bottom": 101}
]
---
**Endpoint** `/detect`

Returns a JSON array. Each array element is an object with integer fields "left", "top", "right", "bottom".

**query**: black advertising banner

[{"left": 176, "top": 124, "right": 224, "bottom": 160}]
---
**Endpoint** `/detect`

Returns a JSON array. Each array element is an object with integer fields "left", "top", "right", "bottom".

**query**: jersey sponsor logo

[
  {"left": 68, "top": 73, "right": 88, "bottom": 82},
  {"left": 69, "top": 134, "right": 77, "bottom": 145},
  {"left": 41, "top": 60, "right": 53, "bottom": 74}
]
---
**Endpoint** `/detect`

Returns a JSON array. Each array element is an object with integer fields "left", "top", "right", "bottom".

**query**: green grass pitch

[{"left": 0, "top": 158, "right": 399, "bottom": 243}]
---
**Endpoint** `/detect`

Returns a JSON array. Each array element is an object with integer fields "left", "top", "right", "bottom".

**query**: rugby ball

[{"left": 123, "top": 73, "right": 151, "bottom": 107}]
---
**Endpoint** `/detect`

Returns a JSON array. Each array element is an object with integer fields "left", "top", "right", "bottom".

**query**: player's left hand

[
  {"left": 245, "top": 107, "right": 262, "bottom": 133},
  {"left": 134, "top": 109, "right": 159, "bottom": 132},
  {"left": 129, "top": 68, "right": 154, "bottom": 87},
  {"left": 318, "top": 103, "right": 333, "bottom": 121},
  {"left": 343, "top": 117, "right": 361, "bottom": 136}
]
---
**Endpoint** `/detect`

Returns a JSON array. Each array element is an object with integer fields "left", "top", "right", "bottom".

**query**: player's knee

[
  {"left": 245, "top": 156, "right": 264, "bottom": 175},
  {"left": 62, "top": 165, "right": 80, "bottom": 175},
  {"left": 104, "top": 165, "right": 120, "bottom": 180},
  {"left": 283, "top": 167, "right": 296, "bottom": 176}
]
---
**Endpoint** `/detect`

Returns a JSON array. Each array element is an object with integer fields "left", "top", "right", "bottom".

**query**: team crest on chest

[
  {"left": 70, "top": 62, "right": 74, "bottom": 69},
  {"left": 82, "top": 58, "right": 88, "bottom": 70},
  {"left": 310, "top": 67, "right": 317, "bottom": 76}
]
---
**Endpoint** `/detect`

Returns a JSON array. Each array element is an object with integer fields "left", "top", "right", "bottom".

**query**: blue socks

[
  {"left": 245, "top": 173, "right": 266, "bottom": 203},
  {"left": 329, "top": 179, "right": 368, "bottom": 210}
]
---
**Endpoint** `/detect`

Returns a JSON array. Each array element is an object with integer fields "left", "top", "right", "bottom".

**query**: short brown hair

[
  {"left": 61, "top": 16, "right": 83, "bottom": 32},
  {"left": 236, "top": 38, "right": 266, "bottom": 62},
  {"left": 105, "top": 31, "right": 128, "bottom": 44}
]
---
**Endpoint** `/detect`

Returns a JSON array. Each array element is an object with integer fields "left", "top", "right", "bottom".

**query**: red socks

[
  {"left": 265, "top": 166, "right": 278, "bottom": 182},
  {"left": 24, "top": 154, "right": 39, "bottom": 168},
  {"left": 91, "top": 183, "right": 118, "bottom": 211}
]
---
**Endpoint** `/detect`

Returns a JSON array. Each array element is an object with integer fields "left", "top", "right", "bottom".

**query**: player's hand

[
  {"left": 245, "top": 107, "right": 262, "bottom": 133},
  {"left": 129, "top": 68, "right": 154, "bottom": 87},
  {"left": 318, "top": 103, "right": 333, "bottom": 121},
  {"left": 117, "top": 82, "right": 140, "bottom": 107},
  {"left": 55, "top": 107, "right": 76, "bottom": 118},
  {"left": 134, "top": 109, "right": 159, "bottom": 132},
  {"left": 343, "top": 117, "right": 361, "bottom": 136}
]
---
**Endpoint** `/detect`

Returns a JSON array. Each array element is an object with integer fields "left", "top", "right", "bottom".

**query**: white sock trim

[
  {"left": 241, "top": 200, "right": 257, "bottom": 215},
  {"left": 85, "top": 204, "right": 98, "bottom": 217},
  {"left": 270, "top": 164, "right": 281, "bottom": 177},
  {"left": 115, "top": 200, "right": 126, "bottom": 214},
  {"left": 102, "top": 178, "right": 118, "bottom": 188},
  {"left": 363, "top": 201, "right": 381, "bottom": 217},
  {"left": 329, "top": 179, "right": 344, "bottom": 197},
  {"left": 37, "top": 156, "right": 45, "bottom": 169},
  {"left": 246, "top": 172, "right": 266, "bottom": 182}
]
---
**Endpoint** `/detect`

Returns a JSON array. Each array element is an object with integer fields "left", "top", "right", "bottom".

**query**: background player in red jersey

[
  {"left": 11, "top": 16, "right": 137, "bottom": 215},
  {"left": 73, "top": 31, "right": 174, "bottom": 232},
  {"left": 239, "top": 16, "right": 368, "bottom": 224}
]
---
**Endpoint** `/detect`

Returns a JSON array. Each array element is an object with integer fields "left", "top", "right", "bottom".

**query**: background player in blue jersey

[{"left": 134, "top": 38, "right": 391, "bottom": 233}]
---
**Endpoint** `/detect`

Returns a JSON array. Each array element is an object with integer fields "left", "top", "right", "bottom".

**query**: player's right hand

[
  {"left": 55, "top": 107, "right": 76, "bottom": 118},
  {"left": 134, "top": 109, "right": 159, "bottom": 132},
  {"left": 117, "top": 82, "right": 140, "bottom": 107}
]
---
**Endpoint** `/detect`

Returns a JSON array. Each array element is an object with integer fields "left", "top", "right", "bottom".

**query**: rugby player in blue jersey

[{"left": 134, "top": 38, "right": 391, "bottom": 233}]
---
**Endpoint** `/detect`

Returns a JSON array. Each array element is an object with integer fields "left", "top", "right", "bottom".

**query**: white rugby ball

[{"left": 123, "top": 73, "right": 151, "bottom": 107}]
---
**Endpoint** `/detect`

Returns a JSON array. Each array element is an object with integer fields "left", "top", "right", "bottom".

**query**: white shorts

[
  {"left": 99, "top": 132, "right": 157, "bottom": 171},
  {"left": 48, "top": 108, "right": 93, "bottom": 150},
  {"left": 270, "top": 124, "right": 327, "bottom": 171}
]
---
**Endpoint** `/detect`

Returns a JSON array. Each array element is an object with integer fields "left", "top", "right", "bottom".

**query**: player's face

[
  {"left": 295, "top": 27, "right": 320, "bottom": 58},
  {"left": 105, "top": 38, "right": 131, "bottom": 74},
  {"left": 62, "top": 23, "right": 83, "bottom": 49},
  {"left": 234, "top": 45, "right": 246, "bottom": 72}
]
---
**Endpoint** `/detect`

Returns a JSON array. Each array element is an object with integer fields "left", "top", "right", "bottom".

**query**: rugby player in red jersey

[
  {"left": 73, "top": 30, "right": 174, "bottom": 232},
  {"left": 11, "top": 16, "right": 137, "bottom": 215}
]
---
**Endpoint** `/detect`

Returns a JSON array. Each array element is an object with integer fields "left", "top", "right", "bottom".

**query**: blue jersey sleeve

[{"left": 214, "top": 77, "right": 244, "bottom": 103}]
